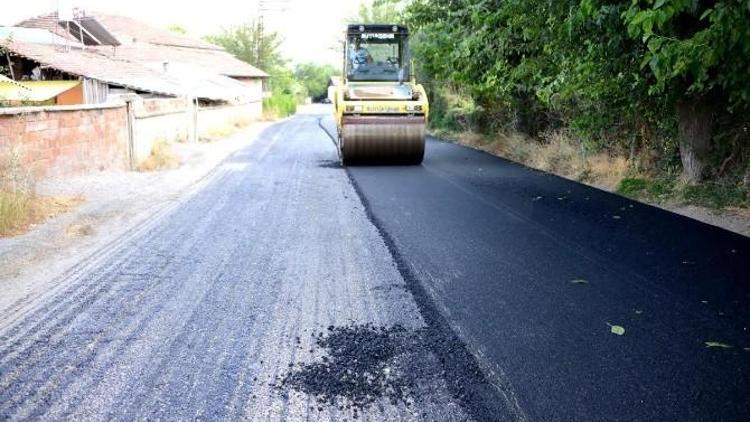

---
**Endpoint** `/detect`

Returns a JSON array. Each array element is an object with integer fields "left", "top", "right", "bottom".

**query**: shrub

[{"left": 136, "top": 139, "right": 178, "bottom": 172}]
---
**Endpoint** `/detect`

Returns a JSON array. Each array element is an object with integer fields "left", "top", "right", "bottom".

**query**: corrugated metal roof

[
  {"left": 93, "top": 14, "right": 220, "bottom": 50},
  {"left": 1, "top": 40, "right": 183, "bottom": 97},
  {"left": 2, "top": 40, "right": 256, "bottom": 102},
  {"left": 15, "top": 12, "right": 268, "bottom": 78},
  {"left": 93, "top": 44, "right": 269, "bottom": 78},
  {"left": 151, "top": 62, "right": 258, "bottom": 103}
]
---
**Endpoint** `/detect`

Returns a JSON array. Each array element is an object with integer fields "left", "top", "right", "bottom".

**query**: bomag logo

[
  {"left": 361, "top": 33, "right": 395, "bottom": 40},
  {"left": 365, "top": 105, "right": 401, "bottom": 112}
]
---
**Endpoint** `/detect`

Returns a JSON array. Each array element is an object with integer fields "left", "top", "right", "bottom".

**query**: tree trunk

[{"left": 676, "top": 96, "right": 713, "bottom": 184}]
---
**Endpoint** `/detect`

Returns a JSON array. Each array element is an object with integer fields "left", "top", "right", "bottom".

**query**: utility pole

[{"left": 256, "top": 0, "right": 290, "bottom": 69}]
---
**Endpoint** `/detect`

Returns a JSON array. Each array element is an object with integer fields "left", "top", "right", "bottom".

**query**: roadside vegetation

[
  {"left": 136, "top": 139, "right": 179, "bottom": 172},
  {"left": 0, "top": 147, "right": 34, "bottom": 235},
  {"left": 360, "top": 0, "right": 750, "bottom": 211},
  {"left": 1, "top": 146, "right": 83, "bottom": 237},
  {"left": 206, "top": 23, "right": 339, "bottom": 118}
]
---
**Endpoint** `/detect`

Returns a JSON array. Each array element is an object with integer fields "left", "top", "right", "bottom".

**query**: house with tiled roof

[
  {"left": 0, "top": 10, "right": 270, "bottom": 177},
  {"left": 1, "top": 10, "right": 267, "bottom": 105}
]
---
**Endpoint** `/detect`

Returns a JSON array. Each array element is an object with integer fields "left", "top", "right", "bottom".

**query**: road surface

[{"left": 1, "top": 107, "right": 749, "bottom": 421}]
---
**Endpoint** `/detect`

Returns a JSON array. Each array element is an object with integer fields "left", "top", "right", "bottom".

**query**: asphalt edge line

[{"left": 315, "top": 120, "right": 525, "bottom": 421}]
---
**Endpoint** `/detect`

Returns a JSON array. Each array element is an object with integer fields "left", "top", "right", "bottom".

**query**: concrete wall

[
  {"left": 132, "top": 98, "right": 191, "bottom": 162},
  {"left": 0, "top": 104, "right": 129, "bottom": 177},
  {"left": 197, "top": 102, "right": 262, "bottom": 139}
]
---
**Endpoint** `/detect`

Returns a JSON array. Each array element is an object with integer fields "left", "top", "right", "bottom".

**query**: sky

[{"left": 1, "top": 0, "right": 365, "bottom": 66}]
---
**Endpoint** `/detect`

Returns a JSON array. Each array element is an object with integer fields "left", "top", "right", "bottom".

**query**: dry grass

[
  {"left": 1, "top": 194, "right": 85, "bottom": 238},
  {"left": 454, "top": 129, "right": 630, "bottom": 190},
  {"left": 1, "top": 146, "right": 35, "bottom": 236},
  {"left": 136, "top": 139, "right": 179, "bottom": 172},
  {"left": 2, "top": 146, "right": 86, "bottom": 237}
]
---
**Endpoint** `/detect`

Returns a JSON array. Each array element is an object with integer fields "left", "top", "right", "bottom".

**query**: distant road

[{"left": 2, "top": 106, "right": 748, "bottom": 421}]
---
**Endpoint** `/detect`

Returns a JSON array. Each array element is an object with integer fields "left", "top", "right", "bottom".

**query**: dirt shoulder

[{"left": 0, "top": 121, "right": 274, "bottom": 313}]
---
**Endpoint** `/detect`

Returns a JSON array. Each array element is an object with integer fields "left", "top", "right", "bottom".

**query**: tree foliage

[
  {"left": 350, "top": 0, "right": 407, "bottom": 24},
  {"left": 294, "top": 62, "right": 338, "bottom": 100},
  {"left": 205, "top": 21, "right": 287, "bottom": 74},
  {"left": 406, "top": 0, "right": 750, "bottom": 182}
]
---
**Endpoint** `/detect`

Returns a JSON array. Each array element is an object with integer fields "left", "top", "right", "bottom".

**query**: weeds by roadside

[
  {"left": 0, "top": 146, "right": 34, "bottom": 236},
  {"left": 1, "top": 147, "right": 84, "bottom": 237},
  {"left": 452, "top": 130, "right": 629, "bottom": 190},
  {"left": 136, "top": 139, "right": 179, "bottom": 172},
  {"left": 618, "top": 178, "right": 749, "bottom": 209},
  {"left": 444, "top": 127, "right": 750, "bottom": 214}
]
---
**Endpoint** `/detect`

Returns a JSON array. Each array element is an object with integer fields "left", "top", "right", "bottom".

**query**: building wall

[
  {"left": 197, "top": 102, "right": 263, "bottom": 138},
  {"left": 233, "top": 77, "right": 264, "bottom": 102},
  {"left": 0, "top": 104, "right": 129, "bottom": 178},
  {"left": 56, "top": 84, "right": 84, "bottom": 105},
  {"left": 132, "top": 98, "right": 191, "bottom": 162}
]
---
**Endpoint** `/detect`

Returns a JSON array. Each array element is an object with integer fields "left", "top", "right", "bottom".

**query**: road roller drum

[{"left": 340, "top": 115, "right": 425, "bottom": 164}]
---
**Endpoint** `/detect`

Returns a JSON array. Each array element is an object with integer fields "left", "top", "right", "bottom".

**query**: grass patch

[
  {"left": 617, "top": 177, "right": 749, "bottom": 209},
  {"left": 681, "top": 183, "right": 749, "bottom": 209},
  {"left": 616, "top": 177, "right": 676, "bottom": 202},
  {"left": 136, "top": 139, "right": 179, "bottom": 172}
]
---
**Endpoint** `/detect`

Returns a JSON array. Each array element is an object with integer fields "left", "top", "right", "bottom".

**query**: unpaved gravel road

[{"left": 2, "top": 105, "right": 749, "bottom": 421}]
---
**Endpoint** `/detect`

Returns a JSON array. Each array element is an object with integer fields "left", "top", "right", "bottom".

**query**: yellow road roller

[{"left": 333, "top": 24, "right": 429, "bottom": 165}]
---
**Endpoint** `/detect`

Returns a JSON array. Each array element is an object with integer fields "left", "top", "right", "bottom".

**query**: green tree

[
  {"left": 205, "top": 21, "right": 287, "bottom": 74},
  {"left": 623, "top": 0, "right": 750, "bottom": 182},
  {"left": 294, "top": 63, "right": 338, "bottom": 100},
  {"left": 350, "top": 0, "right": 408, "bottom": 24},
  {"left": 408, "top": 0, "right": 750, "bottom": 183}
]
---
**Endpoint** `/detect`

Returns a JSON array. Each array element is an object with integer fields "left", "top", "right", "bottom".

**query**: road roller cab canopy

[{"left": 346, "top": 24, "right": 411, "bottom": 83}]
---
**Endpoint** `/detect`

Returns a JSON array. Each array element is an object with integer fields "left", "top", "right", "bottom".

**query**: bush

[{"left": 263, "top": 93, "right": 297, "bottom": 119}]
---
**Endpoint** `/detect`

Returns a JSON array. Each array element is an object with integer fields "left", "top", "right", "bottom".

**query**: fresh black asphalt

[
  {"left": 345, "top": 133, "right": 750, "bottom": 421},
  {"left": 1, "top": 108, "right": 749, "bottom": 421}
]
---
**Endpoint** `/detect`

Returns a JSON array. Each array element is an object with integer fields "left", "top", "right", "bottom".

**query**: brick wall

[
  {"left": 0, "top": 97, "right": 265, "bottom": 179},
  {"left": 0, "top": 105, "right": 129, "bottom": 178}
]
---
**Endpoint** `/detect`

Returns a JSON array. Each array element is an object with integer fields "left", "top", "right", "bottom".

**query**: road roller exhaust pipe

[{"left": 333, "top": 24, "right": 429, "bottom": 165}]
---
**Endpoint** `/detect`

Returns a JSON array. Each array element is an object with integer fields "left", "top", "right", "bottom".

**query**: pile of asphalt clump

[{"left": 279, "top": 323, "right": 417, "bottom": 410}]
